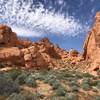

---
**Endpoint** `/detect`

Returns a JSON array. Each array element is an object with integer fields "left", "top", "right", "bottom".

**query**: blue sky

[{"left": 0, "top": 0, "right": 100, "bottom": 51}]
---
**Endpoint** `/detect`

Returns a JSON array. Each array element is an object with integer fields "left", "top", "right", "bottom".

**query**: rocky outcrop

[
  {"left": 69, "top": 49, "right": 79, "bottom": 57},
  {"left": 0, "top": 24, "right": 68, "bottom": 69},
  {"left": 0, "top": 47, "right": 24, "bottom": 66},
  {"left": 0, "top": 25, "right": 18, "bottom": 47},
  {"left": 83, "top": 12, "right": 100, "bottom": 72},
  {"left": 21, "top": 45, "right": 49, "bottom": 69}
]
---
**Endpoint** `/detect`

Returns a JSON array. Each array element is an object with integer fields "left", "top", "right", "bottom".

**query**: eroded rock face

[
  {"left": 0, "top": 25, "right": 65, "bottom": 69},
  {"left": 21, "top": 45, "right": 49, "bottom": 69},
  {"left": 83, "top": 12, "right": 100, "bottom": 61},
  {"left": 69, "top": 49, "right": 79, "bottom": 57},
  {"left": 36, "top": 38, "right": 61, "bottom": 59},
  {"left": 83, "top": 12, "right": 100, "bottom": 73},
  {"left": 0, "top": 24, "right": 82, "bottom": 70},
  {"left": 0, "top": 47, "right": 24, "bottom": 66},
  {"left": 0, "top": 25, "right": 18, "bottom": 47}
]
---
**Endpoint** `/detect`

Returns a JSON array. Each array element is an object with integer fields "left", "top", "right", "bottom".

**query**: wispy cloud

[{"left": 0, "top": 0, "right": 89, "bottom": 37}]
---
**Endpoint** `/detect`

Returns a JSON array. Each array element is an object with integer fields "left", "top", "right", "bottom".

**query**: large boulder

[
  {"left": 69, "top": 49, "right": 79, "bottom": 57},
  {"left": 36, "top": 38, "right": 61, "bottom": 59},
  {"left": 0, "top": 47, "right": 24, "bottom": 66},
  {"left": 21, "top": 45, "right": 49, "bottom": 69},
  {"left": 0, "top": 25, "right": 18, "bottom": 47}
]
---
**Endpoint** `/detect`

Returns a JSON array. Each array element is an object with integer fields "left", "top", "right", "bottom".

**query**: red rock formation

[
  {"left": 83, "top": 12, "right": 100, "bottom": 72},
  {"left": 0, "top": 47, "right": 24, "bottom": 66},
  {"left": 21, "top": 45, "right": 48, "bottom": 69},
  {"left": 69, "top": 49, "right": 79, "bottom": 57},
  {"left": 0, "top": 25, "right": 67, "bottom": 69},
  {"left": 0, "top": 25, "right": 18, "bottom": 47},
  {"left": 83, "top": 12, "right": 100, "bottom": 61}
]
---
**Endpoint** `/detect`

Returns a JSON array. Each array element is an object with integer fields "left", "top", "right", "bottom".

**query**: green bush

[
  {"left": 65, "top": 94, "right": 78, "bottom": 100},
  {"left": 16, "top": 71, "right": 28, "bottom": 85},
  {"left": 6, "top": 93, "right": 26, "bottom": 100},
  {"left": 48, "top": 79, "right": 61, "bottom": 89},
  {"left": 50, "top": 96, "right": 67, "bottom": 100},
  {"left": 97, "top": 80, "right": 100, "bottom": 89},
  {"left": 70, "top": 80, "right": 78, "bottom": 86},
  {"left": 6, "top": 69, "right": 22, "bottom": 80},
  {"left": 7, "top": 91, "right": 44, "bottom": 100},
  {"left": 90, "top": 80, "right": 98, "bottom": 86},
  {"left": 71, "top": 85, "right": 79, "bottom": 92},
  {"left": 81, "top": 83, "right": 91, "bottom": 91},
  {"left": 25, "top": 75, "right": 37, "bottom": 87},
  {"left": 55, "top": 86, "right": 66, "bottom": 96},
  {"left": 81, "top": 78, "right": 92, "bottom": 91},
  {"left": 0, "top": 72, "right": 19, "bottom": 96},
  {"left": 82, "top": 73, "right": 93, "bottom": 78}
]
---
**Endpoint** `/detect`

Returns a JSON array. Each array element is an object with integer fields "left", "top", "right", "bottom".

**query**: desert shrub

[
  {"left": 96, "top": 80, "right": 100, "bottom": 89},
  {"left": 25, "top": 74, "right": 37, "bottom": 87},
  {"left": 6, "top": 69, "right": 22, "bottom": 80},
  {"left": 71, "top": 85, "right": 79, "bottom": 92},
  {"left": 6, "top": 93, "right": 26, "bottom": 100},
  {"left": 81, "top": 83, "right": 91, "bottom": 91},
  {"left": 81, "top": 78, "right": 92, "bottom": 90},
  {"left": 32, "top": 70, "right": 49, "bottom": 81},
  {"left": 90, "top": 80, "right": 98, "bottom": 86},
  {"left": 44, "top": 74, "right": 57, "bottom": 83},
  {"left": 58, "top": 70, "right": 75, "bottom": 78},
  {"left": 75, "top": 71, "right": 83, "bottom": 78},
  {"left": 52, "top": 80, "right": 61, "bottom": 90},
  {"left": 55, "top": 86, "right": 66, "bottom": 96},
  {"left": 50, "top": 96, "right": 67, "bottom": 100},
  {"left": 70, "top": 80, "right": 78, "bottom": 86},
  {"left": 65, "top": 94, "right": 78, "bottom": 100},
  {"left": 48, "top": 78, "right": 61, "bottom": 89},
  {"left": 0, "top": 72, "right": 19, "bottom": 96},
  {"left": 16, "top": 71, "right": 29, "bottom": 85},
  {"left": 7, "top": 91, "right": 43, "bottom": 100},
  {"left": 82, "top": 72, "right": 93, "bottom": 78}
]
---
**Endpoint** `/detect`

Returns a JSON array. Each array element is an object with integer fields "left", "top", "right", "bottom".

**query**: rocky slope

[{"left": 0, "top": 24, "right": 78, "bottom": 69}]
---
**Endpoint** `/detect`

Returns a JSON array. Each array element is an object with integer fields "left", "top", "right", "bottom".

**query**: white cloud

[
  {"left": 0, "top": 0, "right": 89, "bottom": 37},
  {"left": 12, "top": 26, "right": 42, "bottom": 37}
]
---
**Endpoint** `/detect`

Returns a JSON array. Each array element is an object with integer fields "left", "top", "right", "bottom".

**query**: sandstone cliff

[
  {"left": 0, "top": 24, "right": 70, "bottom": 69},
  {"left": 83, "top": 12, "right": 100, "bottom": 72}
]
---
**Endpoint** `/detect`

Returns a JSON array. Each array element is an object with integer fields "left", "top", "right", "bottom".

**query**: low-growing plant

[
  {"left": 82, "top": 72, "right": 93, "bottom": 78},
  {"left": 71, "top": 85, "right": 79, "bottom": 92},
  {"left": 55, "top": 86, "right": 66, "bottom": 96},
  {"left": 80, "top": 78, "right": 92, "bottom": 91},
  {"left": 50, "top": 96, "right": 67, "bottom": 100},
  {"left": 6, "top": 93, "right": 26, "bottom": 100},
  {"left": 7, "top": 91, "right": 44, "bottom": 100},
  {"left": 6, "top": 69, "right": 22, "bottom": 80},
  {"left": 25, "top": 75, "right": 37, "bottom": 87},
  {"left": 97, "top": 80, "right": 100, "bottom": 89},
  {"left": 81, "top": 83, "right": 91, "bottom": 91},
  {"left": 16, "top": 71, "right": 29, "bottom": 85},
  {"left": 48, "top": 79, "right": 61, "bottom": 89},
  {"left": 0, "top": 72, "right": 19, "bottom": 96},
  {"left": 65, "top": 93, "right": 78, "bottom": 100}
]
